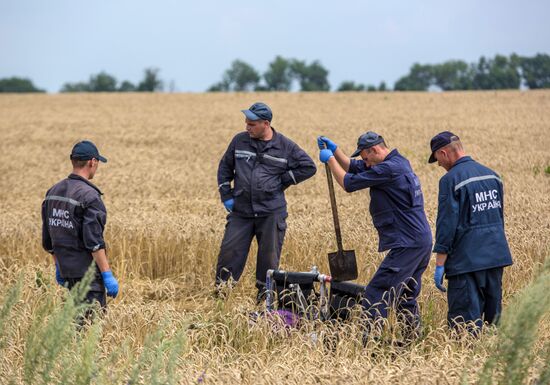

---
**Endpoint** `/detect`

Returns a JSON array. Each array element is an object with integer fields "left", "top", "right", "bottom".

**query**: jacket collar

[
  {"left": 385, "top": 148, "right": 399, "bottom": 159},
  {"left": 451, "top": 156, "right": 473, "bottom": 169},
  {"left": 68, "top": 173, "right": 103, "bottom": 195},
  {"left": 249, "top": 127, "right": 281, "bottom": 152}
]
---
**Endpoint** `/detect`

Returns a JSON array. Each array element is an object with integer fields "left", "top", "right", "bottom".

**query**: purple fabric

[
  {"left": 271, "top": 310, "right": 300, "bottom": 328},
  {"left": 249, "top": 310, "right": 301, "bottom": 330}
]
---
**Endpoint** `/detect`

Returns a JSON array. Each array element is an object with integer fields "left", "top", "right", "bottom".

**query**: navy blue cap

[
  {"left": 241, "top": 102, "right": 273, "bottom": 122},
  {"left": 428, "top": 131, "right": 459, "bottom": 163},
  {"left": 70, "top": 140, "right": 107, "bottom": 162},
  {"left": 351, "top": 131, "right": 385, "bottom": 157}
]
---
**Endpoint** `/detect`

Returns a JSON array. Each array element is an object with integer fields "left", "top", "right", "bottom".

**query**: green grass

[{"left": 472, "top": 259, "right": 550, "bottom": 385}]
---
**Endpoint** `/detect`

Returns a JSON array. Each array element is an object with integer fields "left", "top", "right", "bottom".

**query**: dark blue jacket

[
  {"left": 344, "top": 149, "right": 432, "bottom": 252},
  {"left": 434, "top": 156, "right": 512, "bottom": 276},
  {"left": 217, "top": 128, "right": 316, "bottom": 217},
  {"left": 42, "top": 174, "right": 107, "bottom": 278}
]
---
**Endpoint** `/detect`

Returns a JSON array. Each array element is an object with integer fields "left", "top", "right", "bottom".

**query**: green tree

[
  {"left": 118, "top": 80, "right": 136, "bottom": 92},
  {"left": 88, "top": 71, "right": 117, "bottom": 92},
  {"left": 0, "top": 77, "right": 45, "bottom": 93},
  {"left": 61, "top": 72, "right": 118, "bottom": 92},
  {"left": 337, "top": 81, "right": 365, "bottom": 91},
  {"left": 472, "top": 55, "right": 520, "bottom": 90},
  {"left": 263, "top": 56, "right": 293, "bottom": 91},
  {"left": 226, "top": 60, "right": 260, "bottom": 91},
  {"left": 253, "top": 84, "right": 269, "bottom": 92},
  {"left": 208, "top": 60, "right": 260, "bottom": 92},
  {"left": 137, "top": 68, "right": 163, "bottom": 92},
  {"left": 290, "top": 59, "right": 330, "bottom": 91},
  {"left": 520, "top": 53, "right": 550, "bottom": 89},
  {"left": 394, "top": 63, "right": 434, "bottom": 91},
  {"left": 432, "top": 60, "right": 474, "bottom": 90},
  {"left": 207, "top": 81, "right": 229, "bottom": 92},
  {"left": 378, "top": 81, "right": 387, "bottom": 91},
  {"left": 60, "top": 82, "right": 91, "bottom": 92}
]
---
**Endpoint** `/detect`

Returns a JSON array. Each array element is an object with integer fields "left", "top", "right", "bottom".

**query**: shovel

[{"left": 324, "top": 162, "right": 358, "bottom": 281}]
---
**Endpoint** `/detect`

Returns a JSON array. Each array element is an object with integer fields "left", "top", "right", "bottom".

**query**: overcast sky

[{"left": 1, "top": 0, "right": 549, "bottom": 92}]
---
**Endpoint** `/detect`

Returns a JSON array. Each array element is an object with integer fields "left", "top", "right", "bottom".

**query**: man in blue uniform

[
  {"left": 429, "top": 131, "right": 513, "bottom": 332},
  {"left": 216, "top": 102, "right": 316, "bottom": 298},
  {"left": 318, "top": 132, "right": 432, "bottom": 331},
  {"left": 42, "top": 140, "right": 119, "bottom": 309}
]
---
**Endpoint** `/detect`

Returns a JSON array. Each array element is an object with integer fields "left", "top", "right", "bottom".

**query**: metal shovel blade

[{"left": 328, "top": 249, "right": 358, "bottom": 282}]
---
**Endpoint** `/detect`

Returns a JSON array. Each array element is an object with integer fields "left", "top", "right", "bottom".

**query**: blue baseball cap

[
  {"left": 241, "top": 102, "right": 273, "bottom": 122},
  {"left": 428, "top": 131, "right": 459, "bottom": 163},
  {"left": 351, "top": 131, "right": 385, "bottom": 157},
  {"left": 70, "top": 140, "right": 107, "bottom": 162}
]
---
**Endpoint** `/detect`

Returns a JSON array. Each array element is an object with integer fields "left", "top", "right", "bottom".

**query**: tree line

[
  {"left": 208, "top": 56, "right": 388, "bottom": 92},
  {"left": 211, "top": 53, "right": 550, "bottom": 92},
  {"left": 0, "top": 68, "right": 163, "bottom": 93},
  {"left": 394, "top": 53, "right": 550, "bottom": 91},
  {"left": 1, "top": 53, "right": 549, "bottom": 93},
  {"left": 60, "top": 68, "right": 163, "bottom": 92},
  {"left": 208, "top": 57, "right": 330, "bottom": 92}
]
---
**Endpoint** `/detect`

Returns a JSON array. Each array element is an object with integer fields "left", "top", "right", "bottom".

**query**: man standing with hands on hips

[
  {"left": 216, "top": 102, "right": 316, "bottom": 299},
  {"left": 429, "top": 131, "right": 512, "bottom": 332},
  {"left": 318, "top": 132, "right": 432, "bottom": 334},
  {"left": 42, "top": 140, "right": 119, "bottom": 309}
]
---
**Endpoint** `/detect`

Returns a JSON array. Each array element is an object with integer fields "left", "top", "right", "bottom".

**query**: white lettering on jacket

[
  {"left": 475, "top": 189, "right": 498, "bottom": 203},
  {"left": 49, "top": 208, "right": 74, "bottom": 229},
  {"left": 472, "top": 189, "right": 502, "bottom": 213}
]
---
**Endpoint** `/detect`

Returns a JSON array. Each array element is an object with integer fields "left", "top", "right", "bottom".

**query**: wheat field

[{"left": 0, "top": 91, "right": 549, "bottom": 384}]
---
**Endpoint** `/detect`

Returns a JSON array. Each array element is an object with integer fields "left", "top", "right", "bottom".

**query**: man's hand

[
  {"left": 434, "top": 265, "right": 446, "bottom": 292},
  {"left": 223, "top": 198, "right": 234, "bottom": 212},
  {"left": 317, "top": 136, "right": 338, "bottom": 152},
  {"left": 101, "top": 270, "right": 119, "bottom": 298},
  {"left": 319, "top": 149, "right": 334, "bottom": 164},
  {"left": 55, "top": 263, "right": 65, "bottom": 286}
]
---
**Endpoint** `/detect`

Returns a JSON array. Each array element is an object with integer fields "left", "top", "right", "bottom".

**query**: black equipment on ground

[
  {"left": 329, "top": 281, "right": 367, "bottom": 320},
  {"left": 266, "top": 267, "right": 331, "bottom": 320}
]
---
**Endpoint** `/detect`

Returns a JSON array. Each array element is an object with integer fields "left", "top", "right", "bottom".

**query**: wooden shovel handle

[{"left": 325, "top": 163, "right": 344, "bottom": 252}]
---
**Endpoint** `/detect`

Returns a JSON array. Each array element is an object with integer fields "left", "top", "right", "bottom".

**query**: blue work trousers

[
  {"left": 362, "top": 244, "right": 432, "bottom": 326},
  {"left": 66, "top": 273, "right": 107, "bottom": 309},
  {"left": 215, "top": 212, "right": 287, "bottom": 290},
  {"left": 65, "top": 274, "right": 107, "bottom": 325},
  {"left": 446, "top": 267, "right": 503, "bottom": 332}
]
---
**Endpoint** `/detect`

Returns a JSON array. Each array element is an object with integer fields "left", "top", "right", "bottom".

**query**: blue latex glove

[
  {"left": 319, "top": 149, "right": 334, "bottom": 164},
  {"left": 434, "top": 265, "right": 446, "bottom": 292},
  {"left": 223, "top": 198, "right": 234, "bottom": 212},
  {"left": 317, "top": 136, "right": 338, "bottom": 152},
  {"left": 101, "top": 270, "right": 119, "bottom": 298},
  {"left": 55, "top": 263, "right": 65, "bottom": 286}
]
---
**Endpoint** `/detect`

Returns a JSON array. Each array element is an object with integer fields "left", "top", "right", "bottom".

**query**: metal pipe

[
  {"left": 318, "top": 274, "right": 331, "bottom": 320},
  {"left": 266, "top": 269, "right": 275, "bottom": 311}
]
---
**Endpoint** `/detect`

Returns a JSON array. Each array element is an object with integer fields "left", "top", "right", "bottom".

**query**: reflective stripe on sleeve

[
  {"left": 263, "top": 154, "right": 288, "bottom": 164},
  {"left": 454, "top": 175, "right": 502, "bottom": 192},
  {"left": 235, "top": 150, "right": 257, "bottom": 159},
  {"left": 218, "top": 181, "right": 231, "bottom": 190},
  {"left": 44, "top": 195, "right": 83, "bottom": 207}
]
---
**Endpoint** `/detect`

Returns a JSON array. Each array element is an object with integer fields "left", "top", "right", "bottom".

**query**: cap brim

[
  {"left": 97, "top": 155, "right": 107, "bottom": 163},
  {"left": 428, "top": 153, "right": 436, "bottom": 163},
  {"left": 350, "top": 148, "right": 362, "bottom": 158},
  {"left": 241, "top": 109, "right": 261, "bottom": 121}
]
